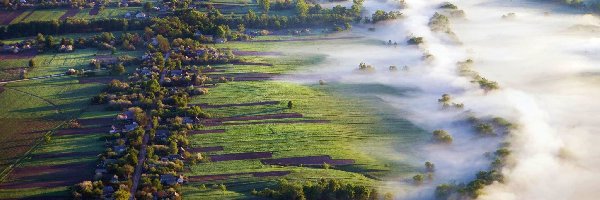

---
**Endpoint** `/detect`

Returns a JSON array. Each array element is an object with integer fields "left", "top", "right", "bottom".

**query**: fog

[{"left": 279, "top": 0, "right": 600, "bottom": 199}]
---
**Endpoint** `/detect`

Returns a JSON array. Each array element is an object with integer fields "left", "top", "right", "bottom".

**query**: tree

[
  {"left": 413, "top": 174, "right": 424, "bottom": 184},
  {"left": 45, "top": 35, "right": 55, "bottom": 49},
  {"left": 295, "top": 0, "right": 308, "bottom": 17},
  {"left": 112, "top": 63, "right": 125, "bottom": 75},
  {"left": 219, "top": 183, "right": 227, "bottom": 194},
  {"left": 156, "top": 35, "right": 170, "bottom": 53},
  {"left": 425, "top": 161, "right": 435, "bottom": 172},
  {"left": 28, "top": 59, "right": 36, "bottom": 68},
  {"left": 237, "top": 24, "right": 245, "bottom": 33},
  {"left": 287, "top": 101, "right": 293, "bottom": 109},
  {"left": 169, "top": 141, "right": 178, "bottom": 155},
  {"left": 147, "top": 79, "right": 161, "bottom": 94},
  {"left": 216, "top": 25, "right": 230, "bottom": 40},
  {"left": 259, "top": 0, "right": 270, "bottom": 13},
  {"left": 143, "top": 2, "right": 153, "bottom": 12},
  {"left": 114, "top": 187, "right": 130, "bottom": 200}
]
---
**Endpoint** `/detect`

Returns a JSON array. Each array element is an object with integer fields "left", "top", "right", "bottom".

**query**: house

[
  {"left": 103, "top": 186, "right": 115, "bottom": 198},
  {"left": 110, "top": 175, "right": 120, "bottom": 184},
  {"left": 113, "top": 145, "right": 126, "bottom": 154},
  {"left": 182, "top": 117, "right": 195, "bottom": 124},
  {"left": 109, "top": 125, "right": 119, "bottom": 134},
  {"left": 213, "top": 38, "right": 226, "bottom": 44},
  {"left": 122, "top": 122, "right": 138, "bottom": 132},
  {"left": 156, "top": 130, "right": 170, "bottom": 141},
  {"left": 101, "top": 159, "right": 117, "bottom": 167},
  {"left": 124, "top": 12, "right": 132, "bottom": 18},
  {"left": 135, "top": 12, "right": 147, "bottom": 19},
  {"left": 170, "top": 70, "right": 183, "bottom": 77},
  {"left": 160, "top": 174, "right": 184, "bottom": 186},
  {"left": 117, "top": 110, "right": 134, "bottom": 120},
  {"left": 140, "top": 68, "right": 152, "bottom": 76}
]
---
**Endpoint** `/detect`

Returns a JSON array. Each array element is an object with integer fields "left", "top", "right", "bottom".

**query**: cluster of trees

[
  {"left": 357, "top": 62, "right": 375, "bottom": 72},
  {"left": 455, "top": 59, "right": 499, "bottom": 91},
  {"left": 407, "top": 36, "right": 424, "bottom": 45},
  {"left": 428, "top": 12, "right": 451, "bottom": 33},
  {"left": 435, "top": 146, "right": 510, "bottom": 199},
  {"left": 253, "top": 179, "right": 392, "bottom": 200},
  {"left": 370, "top": 10, "right": 402, "bottom": 23},
  {"left": 437, "top": 94, "right": 463, "bottom": 109},
  {"left": 432, "top": 129, "right": 453, "bottom": 143}
]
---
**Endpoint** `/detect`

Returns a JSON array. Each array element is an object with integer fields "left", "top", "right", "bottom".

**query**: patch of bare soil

[
  {"left": 30, "top": 151, "right": 99, "bottom": 159},
  {"left": 0, "top": 162, "right": 93, "bottom": 189},
  {"left": 187, "top": 146, "right": 224, "bottom": 153},
  {"left": 233, "top": 50, "right": 283, "bottom": 56},
  {"left": 0, "top": 10, "right": 25, "bottom": 25},
  {"left": 210, "top": 152, "right": 272, "bottom": 162},
  {"left": 221, "top": 119, "right": 330, "bottom": 126},
  {"left": 78, "top": 77, "right": 120, "bottom": 84},
  {"left": 77, "top": 117, "right": 114, "bottom": 127},
  {"left": 188, "top": 129, "right": 226, "bottom": 135},
  {"left": 187, "top": 170, "right": 290, "bottom": 182},
  {"left": 59, "top": 8, "right": 78, "bottom": 20},
  {"left": 54, "top": 127, "right": 108, "bottom": 136},
  {"left": 190, "top": 101, "right": 279, "bottom": 109},
  {"left": 0, "top": 49, "right": 37, "bottom": 60},
  {"left": 261, "top": 155, "right": 355, "bottom": 166}
]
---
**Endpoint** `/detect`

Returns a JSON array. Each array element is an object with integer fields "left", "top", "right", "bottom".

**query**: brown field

[
  {"left": 261, "top": 155, "right": 355, "bottom": 166},
  {"left": 221, "top": 119, "right": 330, "bottom": 126},
  {"left": 233, "top": 51, "right": 283, "bottom": 56},
  {"left": 0, "top": 119, "right": 61, "bottom": 176},
  {"left": 0, "top": 162, "right": 93, "bottom": 189},
  {"left": 209, "top": 152, "right": 272, "bottom": 162},
  {"left": 0, "top": 10, "right": 25, "bottom": 25},
  {"left": 76, "top": 117, "right": 113, "bottom": 127},
  {"left": 187, "top": 170, "right": 290, "bottom": 182},
  {"left": 230, "top": 61, "right": 273, "bottom": 66},
  {"left": 54, "top": 127, "right": 109, "bottom": 136},
  {"left": 59, "top": 8, "right": 79, "bottom": 20},
  {"left": 0, "top": 50, "right": 37, "bottom": 60},
  {"left": 187, "top": 146, "right": 224, "bottom": 153},
  {"left": 30, "top": 151, "right": 99, "bottom": 160},
  {"left": 89, "top": 6, "right": 100, "bottom": 15},
  {"left": 78, "top": 77, "right": 119, "bottom": 84},
  {"left": 209, "top": 72, "right": 277, "bottom": 81},
  {"left": 188, "top": 129, "right": 226, "bottom": 135},
  {"left": 190, "top": 101, "right": 280, "bottom": 109}
]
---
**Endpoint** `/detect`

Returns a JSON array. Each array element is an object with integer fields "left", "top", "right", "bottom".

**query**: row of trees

[{"left": 253, "top": 179, "right": 392, "bottom": 200}]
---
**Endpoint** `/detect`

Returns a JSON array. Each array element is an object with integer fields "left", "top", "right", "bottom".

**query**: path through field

[{"left": 129, "top": 128, "right": 149, "bottom": 199}]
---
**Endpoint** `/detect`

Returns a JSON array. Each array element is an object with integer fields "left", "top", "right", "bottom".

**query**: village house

[
  {"left": 159, "top": 174, "right": 184, "bottom": 186},
  {"left": 122, "top": 122, "right": 138, "bottom": 132},
  {"left": 113, "top": 145, "right": 126, "bottom": 154},
  {"left": 102, "top": 186, "right": 115, "bottom": 199}
]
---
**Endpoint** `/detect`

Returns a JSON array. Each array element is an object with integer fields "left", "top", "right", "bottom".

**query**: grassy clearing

[
  {"left": 184, "top": 79, "right": 424, "bottom": 198},
  {"left": 19, "top": 9, "right": 66, "bottom": 23},
  {"left": 75, "top": 7, "right": 142, "bottom": 19}
]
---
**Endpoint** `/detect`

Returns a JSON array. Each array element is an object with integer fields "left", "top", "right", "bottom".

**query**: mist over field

[{"left": 284, "top": 0, "right": 600, "bottom": 199}]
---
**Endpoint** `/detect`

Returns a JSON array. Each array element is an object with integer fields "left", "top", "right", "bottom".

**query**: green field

[
  {"left": 75, "top": 7, "right": 142, "bottom": 19},
  {"left": 16, "top": 9, "right": 67, "bottom": 23}
]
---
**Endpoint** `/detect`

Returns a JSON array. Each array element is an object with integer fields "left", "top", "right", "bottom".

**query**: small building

[
  {"left": 113, "top": 145, "right": 126, "bottom": 154},
  {"left": 160, "top": 174, "right": 184, "bottom": 186},
  {"left": 122, "top": 122, "right": 138, "bottom": 132},
  {"left": 103, "top": 186, "right": 115, "bottom": 198},
  {"left": 135, "top": 12, "right": 147, "bottom": 19},
  {"left": 110, "top": 175, "right": 120, "bottom": 184},
  {"left": 124, "top": 12, "right": 132, "bottom": 18}
]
